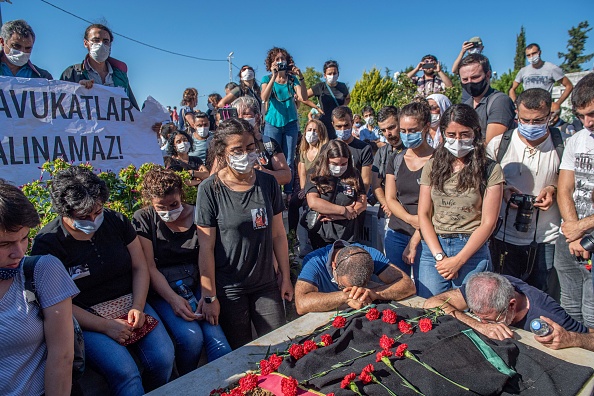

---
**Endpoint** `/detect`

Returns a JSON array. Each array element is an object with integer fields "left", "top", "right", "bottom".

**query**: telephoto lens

[{"left": 580, "top": 231, "right": 594, "bottom": 253}]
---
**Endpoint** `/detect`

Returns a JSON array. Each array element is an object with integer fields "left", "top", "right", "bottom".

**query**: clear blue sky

[{"left": 5, "top": 0, "right": 592, "bottom": 111}]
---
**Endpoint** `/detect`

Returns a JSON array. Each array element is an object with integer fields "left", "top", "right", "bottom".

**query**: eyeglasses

[
  {"left": 518, "top": 114, "right": 550, "bottom": 125},
  {"left": 470, "top": 307, "right": 508, "bottom": 324},
  {"left": 86, "top": 37, "right": 111, "bottom": 46},
  {"left": 228, "top": 147, "right": 257, "bottom": 157}
]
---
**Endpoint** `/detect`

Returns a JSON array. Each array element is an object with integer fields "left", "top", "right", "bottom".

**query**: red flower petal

[
  {"left": 376, "top": 349, "right": 393, "bottom": 362},
  {"left": 259, "top": 359, "right": 272, "bottom": 375},
  {"left": 398, "top": 320, "right": 414, "bottom": 334},
  {"left": 281, "top": 376, "right": 298, "bottom": 396},
  {"left": 303, "top": 340, "right": 318, "bottom": 354},
  {"left": 288, "top": 344, "right": 305, "bottom": 360},
  {"left": 382, "top": 309, "right": 397, "bottom": 324},
  {"left": 379, "top": 334, "right": 395, "bottom": 350},
  {"left": 341, "top": 372, "right": 357, "bottom": 389},
  {"left": 238, "top": 373, "right": 259, "bottom": 392},
  {"left": 332, "top": 315, "right": 347, "bottom": 328},
  {"left": 366, "top": 307, "right": 380, "bottom": 321},
  {"left": 419, "top": 317, "right": 433, "bottom": 332},
  {"left": 268, "top": 354, "right": 283, "bottom": 371},
  {"left": 359, "top": 370, "right": 373, "bottom": 384},
  {"left": 395, "top": 343, "right": 409, "bottom": 358},
  {"left": 321, "top": 334, "right": 333, "bottom": 346}
]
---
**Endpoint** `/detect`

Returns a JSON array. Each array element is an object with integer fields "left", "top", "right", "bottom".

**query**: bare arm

[
  {"left": 306, "top": 87, "right": 315, "bottom": 98},
  {"left": 43, "top": 298, "right": 74, "bottom": 396},
  {"left": 361, "top": 165, "right": 372, "bottom": 193},
  {"left": 260, "top": 70, "right": 277, "bottom": 102},
  {"left": 485, "top": 123, "right": 509, "bottom": 145},
  {"left": 437, "top": 63, "right": 452, "bottom": 87},
  {"left": 418, "top": 184, "right": 442, "bottom": 256},
  {"left": 197, "top": 225, "right": 220, "bottom": 326},
  {"left": 344, "top": 94, "right": 351, "bottom": 106},
  {"left": 272, "top": 213, "right": 294, "bottom": 302},
  {"left": 307, "top": 192, "right": 349, "bottom": 216},
  {"left": 536, "top": 316, "right": 594, "bottom": 351},
  {"left": 372, "top": 264, "right": 416, "bottom": 301},
  {"left": 385, "top": 174, "right": 417, "bottom": 228},
  {"left": 127, "top": 237, "right": 150, "bottom": 328},
  {"left": 554, "top": 77, "right": 573, "bottom": 108},
  {"left": 406, "top": 63, "right": 422, "bottom": 79},
  {"left": 298, "top": 162, "right": 307, "bottom": 191},
  {"left": 452, "top": 42, "right": 473, "bottom": 74},
  {"left": 217, "top": 91, "right": 238, "bottom": 108},
  {"left": 509, "top": 81, "right": 520, "bottom": 102},
  {"left": 294, "top": 281, "right": 349, "bottom": 314},
  {"left": 255, "top": 153, "right": 292, "bottom": 185},
  {"left": 372, "top": 171, "right": 389, "bottom": 215}
]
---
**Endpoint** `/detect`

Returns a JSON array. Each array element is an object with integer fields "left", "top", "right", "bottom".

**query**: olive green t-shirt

[{"left": 420, "top": 158, "right": 504, "bottom": 234}]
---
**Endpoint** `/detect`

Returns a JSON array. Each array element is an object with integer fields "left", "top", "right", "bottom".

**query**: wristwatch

[
  {"left": 434, "top": 252, "right": 446, "bottom": 262},
  {"left": 204, "top": 296, "right": 217, "bottom": 304}
]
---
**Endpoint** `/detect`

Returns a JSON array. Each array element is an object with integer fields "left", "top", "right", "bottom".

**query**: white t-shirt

[
  {"left": 514, "top": 61, "right": 565, "bottom": 92},
  {"left": 486, "top": 130, "right": 561, "bottom": 244},
  {"left": 559, "top": 128, "right": 594, "bottom": 220}
]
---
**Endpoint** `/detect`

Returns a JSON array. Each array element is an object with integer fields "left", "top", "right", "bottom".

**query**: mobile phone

[
  {"left": 217, "top": 107, "right": 238, "bottom": 120},
  {"left": 422, "top": 63, "right": 436, "bottom": 69}
]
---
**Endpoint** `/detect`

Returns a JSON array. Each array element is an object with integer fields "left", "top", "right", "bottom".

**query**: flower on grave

[
  {"left": 398, "top": 320, "right": 414, "bottom": 334},
  {"left": 359, "top": 367, "right": 373, "bottom": 384},
  {"left": 332, "top": 315, "right": 347, "bottom": 328},
  {"left": 238, "top": 373, "right": 259, "bottom": 392},
  {"left": 303, "top": 340, "right": 318, "bottom": 354},
  {"left": 379, "top": 334, "right": 395, "bottom": 350},
  {"left": 281, "top": 376, "right": 298, "bottom": 396},
  {"left": 382, "top": 309, "right": 397, "bottom": 324},
  {"left": 321, "top": 334, "right": 333, "bottom": 346},
  {"left": 376, "top": 348, "right": 393, "bottom": 362},
  {"left": 259, "top": 359, "right": 273, "bottom": 375},
  {"left": 395, "top": 343, "right": 409, "bottom": 358},
  {"left": 419, "top": 317, "right": 433, "bottom": 332},
  {"left": 340, "top": 372, "right": 363, "bottom": 395},
  {"left": 360, "top": 364, "right": 399, "bottom": 395},
  {"left": 288, "top": 343, "right": 305, "bottom": 360},
  {"left": 209, "top": 388, "right": 225, "bottom": 396},
  {"left": 380, "top": 354, "right": 424, "bottom": 395},
  {"left": 268, "top": 354, "right": 283, "bottom": 371},
  {"left": 366, "top": 307, "right": 380, "bottom": 321}
]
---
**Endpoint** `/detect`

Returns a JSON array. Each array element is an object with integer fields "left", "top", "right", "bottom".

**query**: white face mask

[
  {"left": 196, "top": 127, "right": 209, "bottom": 138},
  {"left": 325, "top": 74, "right": 338, "bottom": 84},
  {"left": 444, "top": 137, "right": 475, "bottom": 158},
  {"left": 329, "top": 164, "right": 348, "bottom": 177},
  {"left": 241, "top": 69, "right": 255, "bottom": 81},
  {"left": 228, "top": 152, "right": 258, "bottom": 174},
  {"left": 430, "top": 114, "right": 441, "bottom": 127},
  {"left": 528, "top": 55, "right": 540, "bottom": 65},
  {"left": 468, "top": 48, "right": 482, "bottom": 55},
  {"left": 89, "top": 42, "right": 110, "bottom": 63},
  {"left": 157, "top": 205, "right": 184, "bottom": 223},
  {"left": 176, "top": 141, "right": 190, "bottom": 153},
  {"left": 207, "top": 103, "right": 214, "bottom": 111},
  {"left": 305, "top": 131, "right": 318, "bottom": 144},
  {"left": 244, "top": 117, "right": 256, "bottom": 127},
  {"left": 5, "top": 48, "right": 30, "bottom": 67},
  {"left": 364, "top": 116, "right": 375, "bottom": 126}
]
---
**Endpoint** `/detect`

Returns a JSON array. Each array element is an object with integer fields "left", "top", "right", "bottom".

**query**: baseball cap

[{"left": 468, "top": 36, "right": 483, "bottom": 46}]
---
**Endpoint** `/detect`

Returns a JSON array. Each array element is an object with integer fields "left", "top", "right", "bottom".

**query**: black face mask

[{"left": 462, "top": 78, "right": 489, "bottom": 97}]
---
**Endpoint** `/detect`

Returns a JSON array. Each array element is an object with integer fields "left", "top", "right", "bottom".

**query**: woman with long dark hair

[
  {"left": 165, "top": 130, "right": 209, "bottom": 186},
  {"left": 305, "top": 140, "right": 367, "bottom": 249},
  {"left": 417, "top": 104, "right": 504, "bottom": 297},
  {"left": 218, "top": 65, "right": 262, "bottom": 109},
  {"left": 195, "top": 118, "right": 293, "bottom": 349}
]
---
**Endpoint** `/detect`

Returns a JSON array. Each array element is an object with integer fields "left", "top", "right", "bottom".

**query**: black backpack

[
  {"left": 23, "top": 256, "right": 86, "bottom": 380},
  {"left": 495, "top": 127, "right": 564, "bottom": 173}
]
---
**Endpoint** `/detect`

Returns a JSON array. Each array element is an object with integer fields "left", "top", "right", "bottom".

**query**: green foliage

[
  {"left": 297, "top": 66, "right": 323, "bottom": 129},
  {"left": 21, "top": 159, "right": 196, "bottom": 238},
  {"left": 443, "top": 71, "right": 462, "bottom": 104},
  {"left": 492, "top": 68, "right": 522, "bottom": 97},
  {"left": 514, "top": 26, "right": 527, "bottom": 71},
  {"left": 558, "top": 20, "right": 594, "bottom": 73},
  {"left": 351, "top": 68, "right": 413, "bottom": 114}
]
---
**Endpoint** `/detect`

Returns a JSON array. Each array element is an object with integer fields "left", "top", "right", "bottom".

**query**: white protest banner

[{"left": 0, "top": 76, "right": 166, "bottom": 185}]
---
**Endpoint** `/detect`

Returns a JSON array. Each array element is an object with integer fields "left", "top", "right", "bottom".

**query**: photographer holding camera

[
  {"left": 486, "top": 88, "right": 563, "bottom": 294},
  {"left": 406, "top": 54, "right": 453, "bottom": 97}
]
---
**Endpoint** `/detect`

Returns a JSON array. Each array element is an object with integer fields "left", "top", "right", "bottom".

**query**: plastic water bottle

[
  {"left": 530, "top": 318, "right": 551, "bottom": 336},
  {"left": 175, "top": 280, "right": 198, "bottom": 312}
]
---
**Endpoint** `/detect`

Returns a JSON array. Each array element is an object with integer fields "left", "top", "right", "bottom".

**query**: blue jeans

[
  {"left": 264, "top": 120, "right": 299, "bottom": 194},
  {"left": 385, "top": 229, "right": 420, "bottom": 286},
  {"left": 82, "top": 303, "right": 174, "bottom": 396},
  {"left": 554, "top": 236, "right": 594, "bottom": 328},
  {"left": 149, "top": 288, "right": 231, "bottom": 375},
  {"left": 417, "top": 235, "right": 492, "bottom": 298}
]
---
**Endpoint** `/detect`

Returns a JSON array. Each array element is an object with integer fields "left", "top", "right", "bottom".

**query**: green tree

[
  {"left": 514, "top": 26, "right": 527, "bottom": 71},
  {"left": 491, "top": 69, "right": 522, "bottom": 96},
  {"left": 558, "top": 20, "right": 594, "bottom": 73},
  {"left": 350, "top": 68, "right": 400, "bottom": 114},
  {"left": 297, "top": 66, "right": 323, "bottom": 129}
]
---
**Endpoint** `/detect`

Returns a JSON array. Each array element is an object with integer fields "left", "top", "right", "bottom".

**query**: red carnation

[
  {"left": 398, "top": 320, "right": 414, "bottom": 334},
  {"left": 419, "top": 317, "right": 433, "bottom": 332},
  {"left": 239, "top": 373, "right": 258, "bottom": 392},
  {"left": 376, "top": 348, "right": 393, "bottom": 362},
  {"left": 359, "top": 370, "right": 373, "bottom": 384},
  {"left": 327, "top": 394, "right": 335, "bottom": 396},
  {"left": 332, "top": 315, "right": 347, "bottom": 328},
  {"left": 321, "top": 334, "right": 333, "bottom": 346},
  {"left": 268, "top": 354, "right": 283, "bottom": 371},
  {"left": 379, "top": 334, "right": 395, "bottom": 350},
  {"left": 395, "top": 343, "right": 409, "bottom": 358},
  {"left": 288, "top": 344, "right": 305, "bottom": 360},
  {"left": 341, "top": 373, "right": 357, "bottom": 389},
  {"left": 366, "top": 307, "right": 380, "bottom": 321},
  {"left": 382, "top": 309, "right": 397, "bottom": 324},
  {"left": 303, "top": 340, "right": 318, "bottom": 354},
  {"left": 259, "top": 359, "right": 272, "bottom": 375},
  {"left": 210, "top": 388, "right": 225, "bottom": 396},
  {"left": 281, "top": 376, "right": 298, "bottom": 396},
  {"left": 229, "top": 389, "right": 242, "bottom": 396}
]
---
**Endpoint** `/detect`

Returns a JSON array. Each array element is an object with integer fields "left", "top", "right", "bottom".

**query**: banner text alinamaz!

[
  {"left": 0, "top": 135, "right": 124, "bottom": 165},
  {"left": 0, "top": 90, "right": 135, "bottom": 121}
]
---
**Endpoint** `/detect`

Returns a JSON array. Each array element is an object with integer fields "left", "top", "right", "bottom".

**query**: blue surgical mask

[
  {"left": 0, "top": 267, "right": 20, "bottom": 280},
  {"left": 336, "top": 129, "right": 352, "bottom": 141},
  {"left": 518, "top": 122, "right": 548, "bottom": 141},
  {"left": 72, "top": 211, "right": 105, "bottom": 234},
  {"left": 401, "top": 131, "right": 423, "bottom": 149}
]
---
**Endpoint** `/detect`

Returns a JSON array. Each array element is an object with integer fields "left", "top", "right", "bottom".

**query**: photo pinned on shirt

[
  {"left": 341, "top": 182, "right": 354, "bottom": 197},
  {"left": 251, "top": 207, "right": 268, "bottom": 230},
  {"left": 69, "top": 264, "right": 90, "bottom": 280},
  {"left": 257, "top": 151, "right": 269, "bottom": 166}
]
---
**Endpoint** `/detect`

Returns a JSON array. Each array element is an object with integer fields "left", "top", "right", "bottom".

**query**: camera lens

[{"left": 580, "top": 232, "right": 594, "bottom": 253}]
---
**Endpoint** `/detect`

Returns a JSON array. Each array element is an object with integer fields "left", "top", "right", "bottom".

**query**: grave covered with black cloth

[{"left": 276, "top": 303, "right": 593, "bottom": 396}]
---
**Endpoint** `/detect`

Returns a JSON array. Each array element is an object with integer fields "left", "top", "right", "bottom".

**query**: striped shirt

[{"left": 0, "top": 255, "right": 79, "bottom": 396}]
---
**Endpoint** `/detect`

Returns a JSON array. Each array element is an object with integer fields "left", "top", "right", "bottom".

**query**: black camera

[
  {"left": 422, "top": 63, "right": 436, "bottom": 69},
  {"left": 277, "top": 61, "right": 288, "bottom": 71},
  {"left": 509, "top": 193, "right": 536, "bottom": 232},
  {"left": 580, "top": 231, "right": 594, "bottom": 253}
]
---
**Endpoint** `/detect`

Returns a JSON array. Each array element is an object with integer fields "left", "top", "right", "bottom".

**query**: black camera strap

[{"left": 500, "top": 201, "right": 540, "bottom": 280}]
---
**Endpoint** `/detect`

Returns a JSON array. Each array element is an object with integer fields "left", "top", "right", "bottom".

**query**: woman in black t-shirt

[
  {"left": 218, "top": 65, "right": 262, "bottom": 109},
  {"left": 307, "top": 60, "right": 350, "bottom": 139},
  {"left": 195, "top": 118, "right": 293, "bottom": 349},
  {"left": 133, "top": 168, "right": 231, "bottom": 374},
  {"left": 165, "top": 130, "right": 209, "bottom": 186},
  {"left": 385, "top": 102, "right": 434, "bottom": 289},
  {"left": 305, "top": 140, "right": 367, "bottom": 249},
  {"left": 31, "top": 167, "right": 174, "bottom": 396}
]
